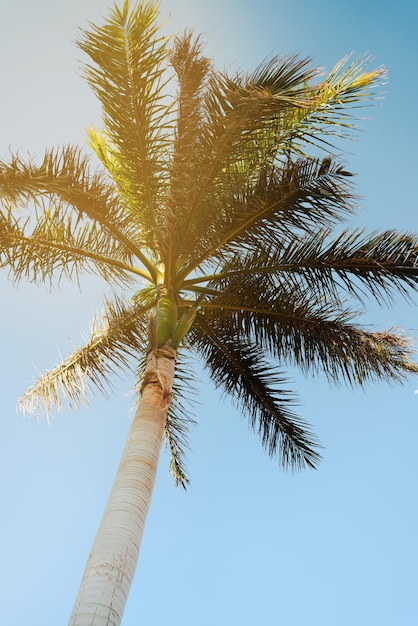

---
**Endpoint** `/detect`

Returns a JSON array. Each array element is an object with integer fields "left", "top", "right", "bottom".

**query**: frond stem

[
  {"left": 88, "top": 212, "right": 158, "bottom": 281},
  {"left": 8, "top": 234, "right": 153, "bottom": 282}
]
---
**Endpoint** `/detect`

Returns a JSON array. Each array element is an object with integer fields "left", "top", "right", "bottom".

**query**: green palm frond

[
  {"left": 78, "top": 0, "right": 172, "bottom": 243},
  {"left": 199, "top": 54, "right": 317, "bottom": 162},
  {"left": 317, "top": 54, "right": 385, "bottom": 106},
  {"left": 274, "top": 55, "right": 386, "bottom": 158},
  {"left": 0, "top": 201, "right": 141, "bottom": 286},
  {"left": 19, "top": 295, "right": 151, "bottom": 416},
  {"left": 176, "top": 54, "right": 383, "bottom": 243},
  {"left": 215, "top": 157, "right": 354, "bottom": 250},
  {"left": 0, "top": 147, "right": 158, "bottom": 280},
  {"left": 175, "top": 156, "right": 354, "bottom": 280},
  {"left": 170, "top": 53, "right": 383, "bottom": 263},
  {"left": 164, "top": 357, "right": 198, "bottom": 489},
  {"left": 0, "top": 148, "right": 130, "bottom": 246},
  {"left": 164, "top": 31, "right": 211, "bottom": 262},
  {"left": 193, "top": 227, "right": 418, "bottom": 308},
  {"left": 191, "top": 314, "right": 321, "bottom": 471},
  {"left": 177, "top": 55, "right": 318, "bottom": 237},
  {"left": 201, "top": 287, "right": 418, "bottom": 386},
  {"left": 1, "top": 148, "right": 121, "bottom": 224},
  {"left": 283, "top": 228, "right": 418, "bottom": 305}
]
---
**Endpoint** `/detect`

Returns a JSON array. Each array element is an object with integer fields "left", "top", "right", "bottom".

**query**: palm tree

[{"left": 1, "top": 1, "right": 417, "bottom": 624}]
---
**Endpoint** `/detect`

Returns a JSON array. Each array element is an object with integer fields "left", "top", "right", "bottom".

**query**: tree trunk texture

[{"left": 68, "top": 346, "right": 176, "bottom": 626}]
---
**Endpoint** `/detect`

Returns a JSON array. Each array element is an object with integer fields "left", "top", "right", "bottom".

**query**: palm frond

[
  {"left": 177, "top": 54, "right": 383, "bottom": 240},
  {"left": 164, "top": 356, "right": 198, "bottom": 489},
  {"left": 0, "top": 199, "right": 144, "bottom": 286},
  {"left": 19, "top": 294, "right": 152, "bottom": 416},
  {"left": 200, "top": 287, "right": 418, "bottom": 386},
  {"left": 192, "top": 227, "right": 418, "bottom": 308},
  {"left": 0, "top": 146, "right": 155, "bottom": 259},
  {"left": 273, "top": 55, "right": 386, "bottom": 158},
  {"left": 191, "top": 314, "right": 322, "bottom": 471},
  {"left": 178, "top": 55, "right": 317, "bottom": 236},
  {"left": 199, "top": 54, "right": 317, "bottom": 160},
  {"left": 164, "top": 404, "right": 194, "bottom": 489},
  {"left": 170, "top": 56, "right": 384, "bottom": 265},
  {"left": 175, "top": 156, "right": 355, "bottom": 281},
  {"left": 78, "top": 0, "right": 172, "bottom": 244},
  {"left": 287, "top": 228, "right": 418, "bottom": 305},
  {"left": 219, "top": 156, "right": 354, "bottom": 249},
  {"left": 164, "top": 31, "right": 212, "bottom": 262}
]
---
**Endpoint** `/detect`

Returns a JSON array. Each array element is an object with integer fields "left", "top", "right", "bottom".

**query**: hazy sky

[{"left": 1, "top": 1, "right": 418, "bottom": 625}]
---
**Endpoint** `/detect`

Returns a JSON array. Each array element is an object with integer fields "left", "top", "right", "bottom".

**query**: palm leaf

[
  {"left": 214, "top": 157, "right": 354, "bottom": 251},
  {"left": 176, "top": 54, "right": 383, "bottom": 245},
  {"left": 78, "top": 0, "right": 172, "bottom": 244},
  {"left": 0, "top": 201, "right": 142, "bottom": 286},
  {"left": 191, "top": 314, "right": 322, "bottom": 471},
  {"left": 177, "top": 55, "right": 318, "bottom": 238},
  {"left": 282, "top": 228, "right": 418, "bottom": 305},
  {"left": 200, "top": 286, "right": 418, "bottom": 386},
  {"left": 163, "top": 356, "right": 198, "bottom": 489},
  {"left": 0, "top": 147, "right": 158, "bottom": 280},
  {"left": 19, "top": 295, "right": 152, "bottom": 416},
  {"left": 273, "top": 55, "right": 386, "bottom": 158},
  {"left": 190, "top": 227, "right": 418, "bottom": 308},
  {"left": 163, "top": 31, "right": 212, "bottom": 263},
  {"left": 175, "top": 156, "right": 354, "bottom": 281}
]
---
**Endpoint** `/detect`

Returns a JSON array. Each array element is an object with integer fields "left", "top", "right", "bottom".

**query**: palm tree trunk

[{"left": 68, "top": 346, "right": 176, "bottom": 626}]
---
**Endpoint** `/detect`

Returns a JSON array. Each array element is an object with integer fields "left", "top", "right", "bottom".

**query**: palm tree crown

[{"left": 1, "top": 0, "right": 417, "bottom": 488}]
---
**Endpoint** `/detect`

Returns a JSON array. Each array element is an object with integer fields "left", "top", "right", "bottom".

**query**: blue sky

[{"left": 1, "top": 1, "right": 418, "bottom": 624}]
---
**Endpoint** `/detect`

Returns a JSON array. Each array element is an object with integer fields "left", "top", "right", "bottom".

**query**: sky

[{"left": 1, "top": 0, "right": 418, "bottom": 624}]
